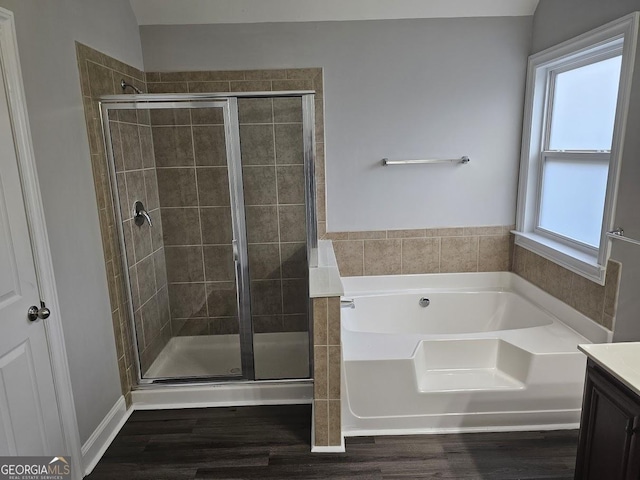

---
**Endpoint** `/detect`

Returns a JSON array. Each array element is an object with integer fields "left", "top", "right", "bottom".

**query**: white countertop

[
  {"left": 579, "top": 342, "right": 640, "bottom": 397},
  {"left": 309, "top": 240, "right": 344, "bottom": 298}
]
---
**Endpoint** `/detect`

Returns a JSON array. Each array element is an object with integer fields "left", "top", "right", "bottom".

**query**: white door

[{"left": 0, "top": 50, "right": 65, "bottom": 455}]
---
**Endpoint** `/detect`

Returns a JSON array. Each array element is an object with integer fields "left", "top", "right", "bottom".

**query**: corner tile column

[{"left": 312, "top": 296, "right": 342, "bottom": 448}]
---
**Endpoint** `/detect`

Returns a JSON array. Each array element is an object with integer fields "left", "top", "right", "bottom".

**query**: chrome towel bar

[
  {"left": 382, "top": 156, "right": 470, "bottom": 166},
  {"left": 606, "top": 227, "right": 640, "bottom": 247}
]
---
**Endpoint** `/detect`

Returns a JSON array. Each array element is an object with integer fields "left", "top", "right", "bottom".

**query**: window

[{"left": 514, "top": 13, "right": 638, "bottom": 284}]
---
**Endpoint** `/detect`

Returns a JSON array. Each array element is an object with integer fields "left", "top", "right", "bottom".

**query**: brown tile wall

[
  {"left": 312, "top": 297, "right": 341, "bottom": 447},
  {"left": 327, "top": 226, "right": 514, "bottom": 277},
  {"left": 76, "top": 42, "right": 148, "bottom": 405},
  {"left": 109, "top": 107, "right": 171, "bottom": 376},
  {"left": 512, "top": 245, "right": 621, "bottom": 330},
  {"left": 146, "top": 70, "right": 323, "bottom": 335},
  {"left": 150, "top": 106, "right": 239, "bottom": 337}
]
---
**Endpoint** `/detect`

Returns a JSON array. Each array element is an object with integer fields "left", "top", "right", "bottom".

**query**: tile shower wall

[
  {"left": 76, "top": 43, "right": 148, "bottom": 404},
  {"left": 110, "top": 108, "right": 170, "bottom": 375},
  {"left": 327, "top": 226, "right": 514, "bottom": 277},
  {"left": 512, "top": 246, "right": 621, "bottom": 330},
  {"left": 238, "top": 98, "right": 308, "bottom": 334},
  {"left": 151, "top": 106, "right": 239, "bottom": 336}
]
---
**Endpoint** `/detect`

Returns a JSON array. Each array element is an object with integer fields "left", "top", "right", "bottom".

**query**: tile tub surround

[
  {"left": 77, "top": 42, "right": 148, "bottom": 404},
  {"left": 512, "top": 246, "right": 621, "bottom": 330},
  {"left": 327, "top": 225, "right": 514, "bottom": 277},
  {"left": 110, "top": 107, "right": 170, "bottom": 376},
  {"left": 312, "top": 297, "right": 342, "bottom": 448}
]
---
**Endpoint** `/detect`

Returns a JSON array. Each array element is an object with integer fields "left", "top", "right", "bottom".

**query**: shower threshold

[{"left": 145, "top": 332, "right": 310, "bottom": 380}]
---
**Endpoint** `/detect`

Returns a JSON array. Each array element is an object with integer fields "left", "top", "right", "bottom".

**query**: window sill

[{"left": 512, "top": 231, "right": 606, "bottom": 285}]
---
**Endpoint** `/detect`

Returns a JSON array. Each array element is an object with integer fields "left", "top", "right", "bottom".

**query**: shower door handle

[{"left": 232, "top": 239, "right": 239, "bottom": 262}]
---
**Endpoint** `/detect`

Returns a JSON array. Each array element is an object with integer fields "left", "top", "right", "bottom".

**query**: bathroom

[{"left": 1, "top": 0, "right": 640, "bottom": 478}]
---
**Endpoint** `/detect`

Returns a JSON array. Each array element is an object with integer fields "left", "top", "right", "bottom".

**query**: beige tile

[
  {"left": 87, "top": 61, "right": 115, "bottom": 97},
  {"left": 315, "top": 142, "right": 325, "bottom": 186},
  {"left": 388, "top": 229, "right": 426, "bottom": 239},
  {"left": 250, "top": 280, "right": 282, "bottom": 315},
  {"left": 464, "top": 226, "right": 504, "bottom": 236},
  {"left": 245, "top": 69, "right": 288, "bottom": 80},
  {"left": 526, "top": 252, "right": 548, "bottom": 289},
  {"left": 281, "top": 242, "right": 307, "bottom": 279},
  {"left": 125, "top": 170, "right": 146, "bottom": 215},
  {"left": 602, "top": 313, "right": 614, "bottom": 330},
  {"left": 149, "top": 209, "right": 164, "bottom": 252},
  {"left": 239, "top": 125, "right": 275, "bottom": 165},
  {"left": 478, "top": 235, "right": 511, "bottom": 272},
  {"left": 273, "top": 79, "right": 313, "bottom": 91},
  {"left": 248, "top": 243, "right": 281, "bottom": 280},
  {"left": 286, "top": 68, "right": 320, "bottom": 80},
  {"left": 242, "top": 166, "right": 277, "bottom": 206},
  {"left": 282, "top": 279, "right": 308, "bottom": 314},
  {"left": 328, "top": 400, "right": 342, "bottom": 446},
  {"left": 187, "top": 81, "right": 230, "bottom": 93},
  {"left": 139, "top": 127, "right": 155, "bottom": 169},
  {"left": 313, "top": 400, "right": 329, "bottom": 446},
  {"left": 512, "top": 245, "right": 530, "bottom": 277},
  {"left": 193, "top": 126, "right": 227, "bottom": 166},
  {"left": 273, "top": 97, "right": 303, "bottom": 123},
  {"left": 230, "top": 80, "right": 272, "bottom": 92},
  {"left": 156, "top": 168, "right": 198, "bottom": 207},
  {"left": 570, "top": 274, "right": 605, "bottom": 322},
  {"left": 152, "top": 126, "right": 194, "bottom": 167},
  {"left": 109, "top": 122, "right": 125, "bottom": 172},
  {"left": 348, "top": 231, "right": 386, "bottom": 240},
  {"left": 402, "top": 238, "right": 440, "bottom": 274},
  {"left": 327, "top": 297, "right": 341, "bottom": 346},
  {"left": 147, "top": 82, "right": 188, "bottom": 93},
  {"left": 185, "top": 70, "right": 246, "bottom": 82},
  {"left": 283, "top": 314, "right": 308, "bottom": 332},
  {"left": 328, "top": 346, "right": 341, "bottom": 400},
  {"left": 165, "top": 246, "right": 204, "bottom": 283},
  {"left": 278, "top": 206, "right": 306, "bottom": 244},
  {"left": 543, "top": 260, "right": 573, "bottom": 305},
  {"left": 323, "top": 231, "right": 349, "bottom": 241},
  {"left": 238, "top": 98, "right": 273, "bottom": 124},
  {"left": 197, "top": 167, "right": 231, "bottom": 206},
  {"left": 275, "top": 124, "right": 304, "bottom": 165},
  {"left": 364, "top": 239, "right": 401, "bottom": 276},
  {"left": 140, "top": 296, "right": 160, "bottom": 348},
  {"left": 314, "top": 346, "right": 328, "bottom": 399},
  {"left": 157, "top": 285, "right": 170, "bottom": 327},
  {"left": 204, "top": 245, "right": 235, "bottom": 282},
  {"left": 276, "top": 165, "right": 305, "bottom": 205},
  {"left": 604, "top": 260, "right": 622, "bottom": 317},
  {"left": 313, "top": 298, "right": 328, "bottom": 346},
  {"left": 131, "top": 218, "right": 153, "bottom": 263},
  {"left": 246, "top": 206, "right": 279, "bottom": 243},
  {"left": 436, "top": 227, "right": 465, "bottom": 237},
  {"left": 333, "top": 241, "right": 363, "bottom": 277},
  {"left": 440, "top": 236, "right": 478, "bottom": 273},
  {"left": 162, "top": 208, "right": 202, "bottom": 246},
  {"left": 200, "top": 207, "right": 233, "bottom": 245},
  {"left": 206, "top": 282, "right": 238, "bottom": 317},
  {"left": 172, "top": 318, "right": 210, "bottom": 337},
  {"left": 128, "top": 266, "right": 140, "bottom": 312}
]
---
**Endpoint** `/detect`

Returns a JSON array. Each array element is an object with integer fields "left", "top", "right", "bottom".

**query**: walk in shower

[{"left": 99, "top": 92, "right": 316, "bottom": 385}]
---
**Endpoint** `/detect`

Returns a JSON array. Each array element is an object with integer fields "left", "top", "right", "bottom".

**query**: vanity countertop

[{"left": 579, "top": 342, "right": 640, "bottom": 397}]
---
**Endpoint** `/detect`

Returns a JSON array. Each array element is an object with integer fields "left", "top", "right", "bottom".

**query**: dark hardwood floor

[{"left": 86, "top": 405, "right": 578, "bottom": 479}]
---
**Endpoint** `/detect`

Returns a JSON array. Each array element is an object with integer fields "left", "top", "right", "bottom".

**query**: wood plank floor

[{"left": 86, "top": 405, "right": 578, "bottom": 479}]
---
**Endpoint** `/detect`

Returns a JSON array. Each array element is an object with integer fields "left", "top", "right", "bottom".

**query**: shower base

[{"left": 145, "top": 332, "right": 310, "bottom": 380}]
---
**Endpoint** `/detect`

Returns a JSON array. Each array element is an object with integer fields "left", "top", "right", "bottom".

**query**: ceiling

[{"left": 129, "top": 0, "right": 540, "bottom": 26}]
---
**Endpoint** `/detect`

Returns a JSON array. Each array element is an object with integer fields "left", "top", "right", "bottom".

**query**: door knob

[{"left": 27, "top": 306, "right": 51, "bottom": 322}]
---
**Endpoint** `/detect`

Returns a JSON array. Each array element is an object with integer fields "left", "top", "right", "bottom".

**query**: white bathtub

[{"left": 340, "top": 272, "right": 611, "bottom": 436}]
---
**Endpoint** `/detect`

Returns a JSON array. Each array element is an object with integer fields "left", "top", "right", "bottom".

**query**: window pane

[
  {"left": 538, "top": 157, "right": 608, "bottom": 247},
  {"left": 548, "top": 55, "right": 622, "bottom": 151}
]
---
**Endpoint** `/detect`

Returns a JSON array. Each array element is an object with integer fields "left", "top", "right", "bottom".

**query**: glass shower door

[{"left": 102, "top": 98, "right": 253, "bottom": 382}]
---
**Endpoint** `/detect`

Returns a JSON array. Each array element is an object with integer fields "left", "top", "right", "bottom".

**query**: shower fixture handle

[{"left": 133, "top": 201, "right": 152, "bottom": 227}]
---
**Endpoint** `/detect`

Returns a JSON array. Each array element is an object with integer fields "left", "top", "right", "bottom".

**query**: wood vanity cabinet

[{"left": 575, "top": 359, "right": 640, "bottom": 479}]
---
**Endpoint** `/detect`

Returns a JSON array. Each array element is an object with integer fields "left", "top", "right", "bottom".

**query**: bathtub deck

[{"left": 86, "top": 405, "right": 578, "bottom": 479}]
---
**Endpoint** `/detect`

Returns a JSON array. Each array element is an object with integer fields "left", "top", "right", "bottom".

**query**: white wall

[
  {"left": 0, "top": 0, "right": 142, "bottom": 443},
  {"left": 532, "top": 0, "right": 640, "bottom": 342},
  {"left": 140, "top": 17, "right": 532, "bottom": 231}
]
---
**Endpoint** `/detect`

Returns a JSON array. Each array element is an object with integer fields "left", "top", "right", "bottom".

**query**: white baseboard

[
  {"left": 311, "top": 439, "right": 346, "bottom": 453},
  {"left": 81, "top": 396, "right": 132, "bottom": 476}
]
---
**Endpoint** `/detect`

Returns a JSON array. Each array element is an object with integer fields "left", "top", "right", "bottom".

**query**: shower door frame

[{"left": 99, "top": 91, "right": 317, "bottom": 387}]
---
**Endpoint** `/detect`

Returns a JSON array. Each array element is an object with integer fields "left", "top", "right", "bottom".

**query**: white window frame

[{"left": 514, "top": 12, "right": 639, "bottom": 285}]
